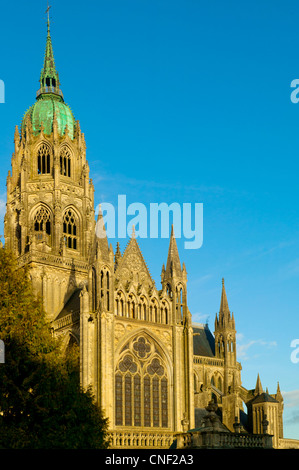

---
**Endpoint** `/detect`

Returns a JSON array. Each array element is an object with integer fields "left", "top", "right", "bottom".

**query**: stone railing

[
  {"left": 53, "top": 310, "right": 80, "bottom": 331},
  {"left": 17, "top": 250, "right": 88, "bottom": 272},
  {"left": 193, "top": 355, "right": 224, "bottom": 367},
  {"left": 108, "top": 430, "right": 175, "bottom": 449},
  {"left": 175, "top": 431, "right": 273, "bottom": 449},
  {"left": 36, "top": 86, "right": 64, "bottom": 98}
]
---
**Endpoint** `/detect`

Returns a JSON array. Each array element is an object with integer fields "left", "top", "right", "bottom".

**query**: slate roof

[
  {"left": 55, "top": 288, "right": 81, "bottom": 320},
  {"left": 250, "top": 392, "right": 279, "bottom": 404},
  {"left": 193, "top": 323, "right": 215, "bottom": 357}
]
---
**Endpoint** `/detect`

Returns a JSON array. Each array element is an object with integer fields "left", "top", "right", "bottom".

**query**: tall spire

[
  {"left": 215, "top": 278, "right": 235, "bottom": 331},
  {"left": 219, "top": 278, "right": 230, "bottom": 315},
  {"left": 254, "top": 374, "right": 264, "bottom": 395},
  {"left": 165, "top": 225, "right": 182, "bottom": 279},
  {"left": 37, "top": 4, "right": 63, "bottom": 100}
]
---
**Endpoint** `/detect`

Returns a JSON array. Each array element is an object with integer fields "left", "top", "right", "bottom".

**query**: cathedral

[{"left": 4, "top": 16, "right": 298, "bottom": 449}]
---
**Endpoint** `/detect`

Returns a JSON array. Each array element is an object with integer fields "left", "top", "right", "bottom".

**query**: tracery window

[
  {"left": 63, "top": 209, "right": 78, "bottom": 250},
  {"left": 115, "top": 336, "right": 169, "bottom": 428},
  {"left": 60, "top": 146, "right": 71, "bottom": 177},
  {"left": 37, "top": 143, "right": 51, "bottom": 174},
  {"left": 33, "top": 206, "right": 51, "bottom": 244}
]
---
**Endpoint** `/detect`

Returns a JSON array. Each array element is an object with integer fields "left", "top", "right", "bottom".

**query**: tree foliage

[{"left": 0, "top": 248, "right": 110, "bottom": 449}]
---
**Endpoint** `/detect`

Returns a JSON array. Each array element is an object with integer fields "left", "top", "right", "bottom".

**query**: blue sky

[{"left": 1, "top": 0, "right": 299, "bottom": 440}]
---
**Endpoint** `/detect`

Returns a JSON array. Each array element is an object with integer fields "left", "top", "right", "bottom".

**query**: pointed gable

[{"left": 115, "top": 235, "right": 155, "bottom": 291}]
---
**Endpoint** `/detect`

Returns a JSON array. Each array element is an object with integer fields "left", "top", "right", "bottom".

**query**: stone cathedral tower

[
  {"left": 4, "top": 17, "right": 95, "bottom": 322},
  {"left": 4, "top": 14, "right": 292, "bottom": 449}
]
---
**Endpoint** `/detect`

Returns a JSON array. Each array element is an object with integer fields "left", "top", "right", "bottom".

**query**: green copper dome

[
  {"left": 21, "top": 15, "right": 75, "bottom": 140},
  {"left": 22, "top": 94, "right": 75, "bottom": 139}
]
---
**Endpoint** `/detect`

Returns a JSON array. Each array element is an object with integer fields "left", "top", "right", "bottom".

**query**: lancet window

[
  {"left": 60, "top": 146, "right": 71, "bottom": 177},
  {"left": 63, "top": 209, "right": 78, "bottom": 250},
  {"left": 33, "top": 206, "right": 52, "bottom": 244},
  {"left": 37, "top": 143, "right": 51, "bottom": 174}
]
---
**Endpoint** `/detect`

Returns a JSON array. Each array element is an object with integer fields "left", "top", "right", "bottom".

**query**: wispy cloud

[
  {"left": 192, "top": 312, "right": 210, "bottom": 325},
  {"left": 189, "top": 273, "right": 213, "bottom": 286},
  {"left": 282, "top": 389, "right": 299, "bottom": 408},
  {"left": 236, "top": 333, "right": 277, "bottom": 360}
]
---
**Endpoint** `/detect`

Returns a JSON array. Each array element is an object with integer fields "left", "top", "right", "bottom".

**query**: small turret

[
  {"left": 162, "top": 226, "right": 188, "bottom": 324},
  {"left": 214, "top": 279, "right": 236, "bottom": 365}
]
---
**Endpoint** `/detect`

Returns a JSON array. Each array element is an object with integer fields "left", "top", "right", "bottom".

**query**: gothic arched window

[
  {"left": 37, "top": 143, "right": 51, "bottom": 174},
  {"left": 92, "top": 267, "right": 97, "bottom": 312},
  {"left": 115, "top": 336, "right": 169, "bottom": 429},
  {"left": 128, "top": 293, "right": 137, "bottom": 319},
  {"left": 115, "top": 291, "right": 125, "bottom": 317},
  {"left": 100, "top": 269, "right": 111, "bottom": 311},
  {"left": 106, "top": 271, "right": 110, "bottom": 310},
  {"left": 60, "top": 146, "right": 71, "bottom": 177},
  {"left": 63, "top": 209, "right": 78, "bottom": 250},
  {"left": 161, "top": 301, "right": 169, "bottom": 325},
  {"left": 150, "top": 298, "right": 159, "bottom": 323},
  {"left": 176, "top": 285, "right": 184, "bottom": 322},
  {"left": 139, "top": 296, "right": 147, "bottom": 321},
  {"left": 33, "top": 206, "right": 51, "bottom": 244}
]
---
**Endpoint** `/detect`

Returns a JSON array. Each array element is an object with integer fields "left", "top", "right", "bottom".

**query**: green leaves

[{"left": 0, "top": 248, "right": 109, "bottom": 449}]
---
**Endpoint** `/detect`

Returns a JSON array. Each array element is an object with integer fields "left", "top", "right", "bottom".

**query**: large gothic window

[
  {"left": 37, "top": 143, "right": 51, "bottom": 175},
  {"left": 63, "top": 209, "right": 78, "bottom": 250},
  {"left": 115, "top": 335, "right": 169, "bottom": 428},
  {"left": 33, "top": 206, "right": 51, "bottom": 244},
  {"left": 60, "top": 146, "right": 71, "bottom": 177}
]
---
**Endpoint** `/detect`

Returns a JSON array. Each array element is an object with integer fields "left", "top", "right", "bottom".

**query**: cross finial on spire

[
  {"left": 46, "top": 1, "right": 51, "bottom": 34},
  {"left": 46, "top": 1, "right": 51, "bottom": 22},
  {"left": 37, "top": 3, "right": 63, "bottom": 100}
]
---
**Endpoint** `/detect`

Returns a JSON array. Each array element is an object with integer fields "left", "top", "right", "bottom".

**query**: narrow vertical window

[
  {"left": 60, "top": 146, "right": 71, "bottom": 177},
  {"left": 63, "top": 209, "right": 78, "bottom": 250},
  {"left": 37, "top": 144, "right": 51, "bottom": 174},
  {"left": 92, "top": 267, "right": 97, "bottom": 312},
  {"left": 134, "top": 374, "right": 141, "bottom": 427},
  {"left": 115, "top": 373, "right": 123, "bottom": 426},
  {"left": 143, "top": 375, "right": 151, "bottom": 427},
  {"left": 106, "top": 271, "right": 110, "bottom": 310},
  {"left": 161, "top": 377, "right": 168, "bottom": 427},
  {"left": 125, "top": 374, "right": 132, "bottom": 426},
  {"left": 152, "top": 377, "right": 160, "bottom": 427}
]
